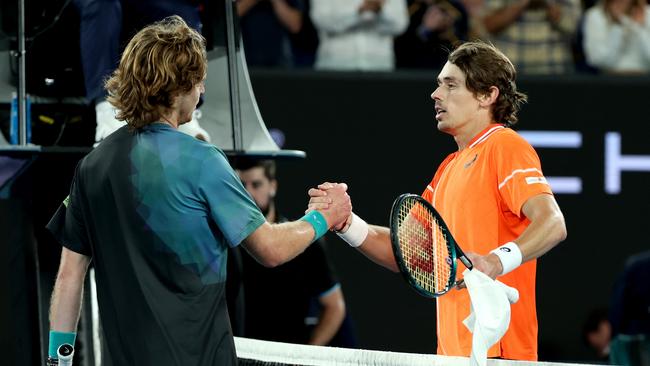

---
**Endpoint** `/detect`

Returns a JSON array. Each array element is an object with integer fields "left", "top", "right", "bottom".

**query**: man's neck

[
  {"left": 265, "top": 202, "right": 277, "bottom": 224},
  {"left": 159, "top": 110, "right": 181, "bottom": 128},
  {"left": 453, "top": 119, "right": 492, "bottom": 151}
]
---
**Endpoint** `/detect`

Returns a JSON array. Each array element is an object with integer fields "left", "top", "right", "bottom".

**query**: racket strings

[{"left": 398, "top": 199, "right": 453, "bottom": 294}]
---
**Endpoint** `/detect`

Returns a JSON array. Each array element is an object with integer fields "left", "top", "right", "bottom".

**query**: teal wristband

[
  {"left": 301, "top": 210, "right": 328, "bottom": 241},
  {"left": 49, "top": 331, "right": 76, "bottom": 358}
]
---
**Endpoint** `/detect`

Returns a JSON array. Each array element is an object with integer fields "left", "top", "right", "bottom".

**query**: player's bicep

[
  {"left": 521, "top": 193, "right": 563, "bottom": 223},
  {"left": 518, "top": 193, "right": 567, "bottom": 260}
]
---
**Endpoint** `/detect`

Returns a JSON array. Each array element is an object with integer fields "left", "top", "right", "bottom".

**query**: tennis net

[{"left": 235, "top": 337, "right": 599, "bottom": 366}]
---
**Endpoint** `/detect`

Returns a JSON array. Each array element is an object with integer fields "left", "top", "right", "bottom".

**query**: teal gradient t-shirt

[{"left": 48, "top": 123, "right": 265, "bottom": 365}]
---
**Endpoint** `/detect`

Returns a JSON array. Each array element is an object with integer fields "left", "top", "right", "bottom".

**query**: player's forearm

[
  {"left": 357, "top": 225, "right": 399, "bottom": 272},
  {"left": 49, "top": 256, "right": 90, "bottom": 331},
  {"left": 243, "top": 221, "right": 316, "bottom": 268}
]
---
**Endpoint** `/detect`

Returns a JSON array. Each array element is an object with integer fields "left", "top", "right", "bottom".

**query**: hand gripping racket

[{"left": 390, "top": 194, "right": 473, "bottom": 298}]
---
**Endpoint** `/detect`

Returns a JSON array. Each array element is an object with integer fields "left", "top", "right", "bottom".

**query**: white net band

[{"left": 235, "top": 337, "right": 601, "bottom": 366}]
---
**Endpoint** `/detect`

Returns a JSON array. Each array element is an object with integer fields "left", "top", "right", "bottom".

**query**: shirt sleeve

[
  {"left": 493, "top": 133, "right": 553, "bottom": 217},
  {"left": 198, "top": 148, "right": 265, "bottom": 248},
  {"left": 46, "top": 162, "right": 92, "bottom": 256}
]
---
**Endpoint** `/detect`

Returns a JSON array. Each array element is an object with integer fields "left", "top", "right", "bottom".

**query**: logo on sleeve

[
  {"left": 499, "top": 247, "right": 511, "bottom": 252},
  {"left": 525, "top": 176, "right": 548, "bottom": 185}
]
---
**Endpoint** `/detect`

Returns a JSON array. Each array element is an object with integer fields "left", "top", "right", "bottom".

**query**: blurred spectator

[
  {"left": 482, "top": 0, "right": 582, "bottom": 74},
  {"left": 609, "top": 251, "right": 650, "bottom": 366},
  {"left": 290, "top": 0, "right": 321, "bottom": 67},
  {"left": 582, "top": 0, "right": 650, "bottom": 74},
  {"left": 395, "top": 0, "right": 469, "bottom": 70},
  {"left": 74, "top": 0, "right": 211, "bottom": 145},
  {"left": 233, "top": 159, "right": 350, "bottom": 346},
  {"left": 311, "top": 0, "right": 409, "bottom": 71},
  {"left": 582, "top": 308, "right": 612, "bottom": 362},
  {"left": 459, "top": 0, "right": 489, "bottom": 37},
  {"left": 238, "top": 0, "right": 304, "bottom": 67}
]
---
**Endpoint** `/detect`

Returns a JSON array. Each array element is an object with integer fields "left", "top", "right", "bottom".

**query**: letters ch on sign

[{"left": 519, "top": 131, "right": 650, "bottom": 195}]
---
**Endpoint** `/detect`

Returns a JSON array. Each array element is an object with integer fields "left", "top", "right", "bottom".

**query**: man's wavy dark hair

[{"left": 449, "top": 42, "right": 528, "bottom": 126}]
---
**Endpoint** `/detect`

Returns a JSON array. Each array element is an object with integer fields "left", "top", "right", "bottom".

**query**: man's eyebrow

[{"left": 442, "top": 76, "right": 458, "bottom": 83}]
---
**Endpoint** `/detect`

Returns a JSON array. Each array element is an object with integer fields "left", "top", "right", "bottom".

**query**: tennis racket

[{"left": 389, "top": 193, "right": 473, "bottom": 298}]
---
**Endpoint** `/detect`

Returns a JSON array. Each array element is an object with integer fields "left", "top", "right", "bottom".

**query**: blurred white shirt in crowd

[
  {"left": 311, "top": 0, "right": 409, "bottom": 71},
  {"left": 583, "top": 5, "right": 650, "bottom": 73}
]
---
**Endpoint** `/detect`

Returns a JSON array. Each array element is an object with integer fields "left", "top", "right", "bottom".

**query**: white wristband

[
  {"left": 336, "top": 213, "right": 369, "bottom": 248},
  {"left": 490, "top": 242, "right": 523, "bottom": 275}
]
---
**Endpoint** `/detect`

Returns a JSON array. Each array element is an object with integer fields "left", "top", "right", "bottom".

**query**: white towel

[{"left": 462, "top": 269, "right": 519, "bottom": 366}]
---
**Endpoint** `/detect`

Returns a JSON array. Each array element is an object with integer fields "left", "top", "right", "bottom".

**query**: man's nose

[{"left": 431, "top": 87, "right": 441, "bottom": 101}]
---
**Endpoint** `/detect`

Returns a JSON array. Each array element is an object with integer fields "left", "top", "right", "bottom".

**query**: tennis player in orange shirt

[{"left": 308, "top": 41, "right": 567, "bottom": 360}]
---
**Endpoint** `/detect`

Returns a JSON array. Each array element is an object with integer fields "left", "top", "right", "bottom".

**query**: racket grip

[
  {"left": 458, "top": 255, "right": 473, "bottom": 270},
  {"left": 57, "top": 344, "right": 74, "bottom": 366}
]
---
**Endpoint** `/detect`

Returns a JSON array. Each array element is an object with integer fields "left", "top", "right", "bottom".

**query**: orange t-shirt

[{"left": 421, "top": 124, "right": 553, "bottom": 361}]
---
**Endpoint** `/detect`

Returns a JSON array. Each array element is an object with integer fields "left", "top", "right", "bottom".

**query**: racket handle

[
  {"left": 458, "top": 255, "right": 473, "bottom": 270},
  {"left": 456, "top": 275, "right": 520, "bottom": 304},
  {"left": 454, "top": 244, "right": 473, "bottom": 270}
]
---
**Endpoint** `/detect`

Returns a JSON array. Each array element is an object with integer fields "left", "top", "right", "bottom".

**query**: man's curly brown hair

[
  {"left": 448, "top": 42, "right": 528, "bottom": 126},
  {"left": 105, "top": 15, "right": 207, "bottom": 129}
]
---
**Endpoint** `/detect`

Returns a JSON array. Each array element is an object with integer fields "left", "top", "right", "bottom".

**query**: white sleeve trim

[{"left": 498, "top": 168, "right": 543, "bottom": 190}]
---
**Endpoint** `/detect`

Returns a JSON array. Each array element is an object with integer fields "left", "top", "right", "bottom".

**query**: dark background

[
  {"left": 3, "top": 71, "right": 649, "bottom": 365},
  {"left": 1, "top": 0, "right": 649, "bottom": 363},
  {"left": 248, "top": 70, "right": 650, "bottom": 362}
]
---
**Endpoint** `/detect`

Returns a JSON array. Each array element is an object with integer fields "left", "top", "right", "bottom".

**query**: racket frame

[{"left": 389, "top": 193, "right": 464, "bottom": 298}]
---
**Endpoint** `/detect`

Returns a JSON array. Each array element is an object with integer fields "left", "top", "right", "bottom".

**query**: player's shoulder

[
  {"left": 486, "top": 127, "right": 532, "bottom": 150},
  {"left": 181, "top": 136, "right": 227, "bottom": 161}
]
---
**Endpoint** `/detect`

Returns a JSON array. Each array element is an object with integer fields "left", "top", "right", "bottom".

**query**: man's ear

[
  {"left": 270, "top": 180, "right": 278, "bottom": 198},
  {"left": 478, "top": 86, "right": 499, "bottom": 108}
]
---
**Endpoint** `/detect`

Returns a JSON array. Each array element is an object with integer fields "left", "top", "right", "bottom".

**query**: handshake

[
  {"left": 305, "top": 181, "right": 371, "bottom": 249},
  {"left": 306, "top": 182, "right": 354, "bottom": 233}
]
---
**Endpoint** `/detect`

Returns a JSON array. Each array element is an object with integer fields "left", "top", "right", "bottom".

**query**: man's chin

[{"left": 436, "top": 121, "right": 453, "bottom": 135}]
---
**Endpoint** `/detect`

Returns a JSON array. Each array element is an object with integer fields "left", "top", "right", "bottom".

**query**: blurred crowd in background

[{"left": 239, "top": 0, "right": 650, "bottom": 75}]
